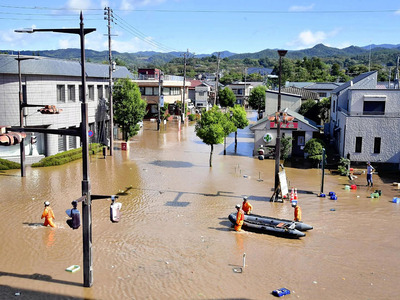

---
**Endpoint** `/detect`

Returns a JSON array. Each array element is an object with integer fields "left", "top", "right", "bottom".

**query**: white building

[
  {"left": 249, "top": 109, "right": 319, "bottom": 157},
  {"left": 0, "top": 54, "right": 132, "bottom": 162},
  {"left": 329, "top": 71, "right": 400, "bottom": 169}
]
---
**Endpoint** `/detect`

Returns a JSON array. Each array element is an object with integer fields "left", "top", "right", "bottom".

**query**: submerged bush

[
  {"left": 32, "top": 143, "right": 102, "bottom": 167},
  {"left": 0, "top": 158, "right": 20, "bottom": 170}
]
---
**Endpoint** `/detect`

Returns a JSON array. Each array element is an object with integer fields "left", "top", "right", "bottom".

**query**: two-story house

[
  {"left": 0, "top": 54, "right": 132, "bottom": 162},
  {"left": 134, "top": 68, "right": 190, "bottom": 118},
  {"left": 329, "top": 71, "right": 400, "bottom": 169}
]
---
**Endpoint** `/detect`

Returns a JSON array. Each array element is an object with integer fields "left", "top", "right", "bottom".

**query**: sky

[{"left": 1, "top": 0, "right": 400, "bottom": 55}]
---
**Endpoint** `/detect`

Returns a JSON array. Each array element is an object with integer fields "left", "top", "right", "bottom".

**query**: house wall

[
  {"left": 265, "top": 92, "right": 301, "bottom": 116},
  {"left": 251, "top": 120, "right": 317, "bottom": 156},
  {"left": 334, "top": 89, "right": 400, "bottom": 165},
  {"left": 0, "top": 73, "right": 109, "bottom": 158}
]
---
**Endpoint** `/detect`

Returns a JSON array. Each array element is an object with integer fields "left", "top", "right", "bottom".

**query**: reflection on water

[{"left": 0, "top": 113, "right": 399, "bottom": 299}]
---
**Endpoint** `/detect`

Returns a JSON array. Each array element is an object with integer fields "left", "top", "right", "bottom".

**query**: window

[
  {"left": 374, "top": 137, "right": 381, "bottom": 154},
  {"left": 145, "top": 87, "right": 153, "bottom": 95},
  {"left": 319, "top": 92, "right": 327, "bottom": 97},
  {"left": 57, "top": 85, "right": 65, "bottom": 102},
  {"left": 237, "top": 89, "right": 243, "bottom": 95},
  {"left": 69, "top": 135, "right": 76, "bottom": 150},
  {"left": 22, "top": 85, "right": 27, "bottom": 103},
  {"left": 363, "top": 101, "right": 385, "bottom": 115},
  {"left": 333, "top": 100, "right": 336, "bottom": 113},
  {"left": 139, "top": 87, "right": 145, "bottom": 95},
  {"left": 97, "top": 85, "right": 103, "bottom": 99},
  {"left": 105, "top": 85, "right": 110, "bottom": 98},
  {"left": 355, "top": 137, "right": 362, "bottom": 153},
  {"left": 68, "top": 85, "right": 75, "bottom": 102},
  {"left": 164, "top": 87, "right": 170, "bottom": 95},
  {"left": 199, "top": 91, "right": 205, "bottom": 96},
  {"left": 88, "top": 85, "right": 94, "bottom": 101},
  {"left": 58, "top": 134, "right": 66, "bottom": 152}
]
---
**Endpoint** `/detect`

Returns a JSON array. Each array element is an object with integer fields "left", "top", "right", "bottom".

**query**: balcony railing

[
  {"left": 338, "top": 107, "right": 400, "bottom": 117},
  {"left": 133, "top": 74, "right": 184, "bottom": 81}
]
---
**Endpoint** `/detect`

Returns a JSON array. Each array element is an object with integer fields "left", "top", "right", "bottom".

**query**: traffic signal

[
  {"left": 66, "top": 201, "right": 81, "bottom": 229},
  {"left": 0, "top": 132, "right": 26, "bottom": 146},
  {"left": 31, "top": 135, "right": 37, "bottom": 144}
]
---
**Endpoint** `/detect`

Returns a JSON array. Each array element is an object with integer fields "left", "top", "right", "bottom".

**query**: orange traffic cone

[{"left": 294, "top": 188, "right": 298, "bottom": 200}]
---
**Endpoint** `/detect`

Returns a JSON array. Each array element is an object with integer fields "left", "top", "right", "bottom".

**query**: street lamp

[
  {"left": 273, "top": 50, "right": 288, "bottom": 201},
  {"left": 16, "top": 12, "right": 96, "bottom": 287},
  {"left": 158, "top": 71, "right": 164, "bottom": 131}
]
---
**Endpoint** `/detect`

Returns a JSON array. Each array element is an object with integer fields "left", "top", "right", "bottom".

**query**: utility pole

[
  {"left": 105, "top": 7, "right": 115, "bottom": 155},
  {"left": 158, "top": 70, "right": 163, "bottom": 130},
  {"left": 214, "top": 52, "right": 220, "bottom": 107},
  {"left": 16, "top": 52, "right": 34, "bottom": 177},
  {"left": 181, "top": 49, "right": 188, "bottom": 124}
]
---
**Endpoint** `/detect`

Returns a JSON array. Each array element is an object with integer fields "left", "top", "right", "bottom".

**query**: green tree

[
  {"left": 280, "top": 135, "right": 293, "bottom": 161},
  {"left": 304, "top": 138, "right": 325, "bottom": 167},
  {"left": 113, "top": 78, "right": 147, "bottom": 142},
  {"left": 195, "top": 106, "right": 234, "bottom": 167},
  {"left": 248, "top": 85, "right": 266, "bottom": 117},
  {"left": 218, "top": 87, "right": 236, "bottom": 108},
  {"left": 229, "top": 105, "right": 249, "bottom": 152}
]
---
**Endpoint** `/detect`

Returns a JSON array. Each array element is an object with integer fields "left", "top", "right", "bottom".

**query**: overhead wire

[{"left": 112, "top": 12, "right": 180, "bottom": 52}]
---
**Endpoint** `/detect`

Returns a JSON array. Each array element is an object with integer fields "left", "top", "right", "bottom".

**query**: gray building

[
  {"left": 329, "top": 71, "right": 400, "bottom": 169},
  {"left": 0, "top": 54, "right": 132, "bottom": 162}
]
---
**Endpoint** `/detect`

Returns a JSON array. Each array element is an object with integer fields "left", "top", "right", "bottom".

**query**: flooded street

[{"left": 1, "top": 112, "right": 399, "bottom": 300}]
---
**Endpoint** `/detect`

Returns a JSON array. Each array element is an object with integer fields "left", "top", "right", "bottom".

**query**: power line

[
  {"left": 1, "top": 4, "right": 398, "bottom": 14},
  {"left": 112, "top": 12, "right": 181, "bottom": 52}
]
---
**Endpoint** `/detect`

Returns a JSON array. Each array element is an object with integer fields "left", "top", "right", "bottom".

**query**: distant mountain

[
  {"left": 362, "top": 44, "right": 400, "bottom": 50},
  {"left": 2, "top": 43, "right": 400, "bottom": 66}
]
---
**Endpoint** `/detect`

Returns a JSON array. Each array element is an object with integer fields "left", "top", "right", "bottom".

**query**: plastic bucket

[
  {"left": 344, "top": 185, "right": 350, "bottom": 191},
  {"left": 351, "top": 184, "right": 357, "bottom": 190},
  {"left": 330, "top": 195, "right": 338, "bottom": 200}
]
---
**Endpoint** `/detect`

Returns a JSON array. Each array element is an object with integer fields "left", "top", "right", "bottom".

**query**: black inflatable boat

[{"left": 228, "top": 213, "right": 308, "bottom": 238}]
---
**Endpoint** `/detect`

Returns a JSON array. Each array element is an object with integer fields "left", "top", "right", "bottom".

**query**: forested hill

[{"left": 3, "top": 43, "right": 400, "bottom": 66}]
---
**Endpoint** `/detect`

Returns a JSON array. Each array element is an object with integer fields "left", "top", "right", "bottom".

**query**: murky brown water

[{"left": 1, "top": 112, "right": 399, "bottom": 300}]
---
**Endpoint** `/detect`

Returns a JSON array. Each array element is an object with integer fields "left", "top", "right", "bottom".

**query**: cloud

[
  {"left": 120, "top": 0, "right": 167, "bottom": 10},
  {"left": 289, "top": 4, "right": 315, "bottom": 12},
  {"left": 288, "top": 29, "right": 341, "bottom": 49},
  {"left": 394, "top": 10, "right": 400, "bottom": 15},
  {"left": 65, "top": 0, "right": 93, "bottom": 10}
]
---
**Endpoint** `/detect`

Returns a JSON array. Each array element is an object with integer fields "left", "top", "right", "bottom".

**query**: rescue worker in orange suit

[
  {"left": 234, "top": 204, "right": 245, "bottom": 232},
  {"left": 293, "top": 202, "right": 302, "bottom": 222},
  {"left": 42, "top": 201, "right": 56, "bottom": 228},
  {"left": 242, "top": 196, "right": 253, "bottom": 215}
]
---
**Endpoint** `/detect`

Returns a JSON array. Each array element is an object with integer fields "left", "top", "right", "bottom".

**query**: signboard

[
  {"left": 278, "top": 170, "right": 289, "bottom": 196},
  {"left": 159, "top": 95, "right": 164, "bottom": 108},
  {"left": 263, "top": 133, "right": 273, "bottom": 143},
  {"left": 270, "top": 121, "right": 298, "bottom": 129}
]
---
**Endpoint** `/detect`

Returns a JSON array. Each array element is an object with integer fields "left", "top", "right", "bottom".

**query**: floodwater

[{"left": 0, "top": 112, "right": 399, "bottom": 300}]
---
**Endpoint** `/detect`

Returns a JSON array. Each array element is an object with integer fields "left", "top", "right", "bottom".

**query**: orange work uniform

[
  {"left": 294, "top": 206, "right": 302, "bottom": 222},
  {"left": 234, "top": 209, "right": 245, "bottom": 231},
  {"left": 42, "top": 207, "right": 56, "bottom": 228},
  {"left": 242, "top": 201, "right": 253, "bottom": 214}
]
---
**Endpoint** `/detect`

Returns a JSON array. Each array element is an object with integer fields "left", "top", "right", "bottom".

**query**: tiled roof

[
  {"left": 0, "top": 54, "right": 133, "bottom": 79},
  {"left": 281, "top": 86, "right": 319, "bottom": 100},
  {"left": 304, "top": 82, "right": 341, "bottom": 90}
]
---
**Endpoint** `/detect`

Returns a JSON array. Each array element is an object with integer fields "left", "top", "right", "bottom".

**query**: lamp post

[
  {"left": 158, "top": 71, "right": 164, "bottom": 131},
  {"left": 16, "top": 12, "right": 96, "bottom": 287},
  {"left": 273, "top": 50, "right": 287, "bottom": 201}
]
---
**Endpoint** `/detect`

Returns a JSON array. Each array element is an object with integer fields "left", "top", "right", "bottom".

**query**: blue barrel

[
  {"left": 329, "top": 191, "right": 336, "bottom": 196},
  {"left": 330, "top": 195, "right": 338, "bottom": 200}
]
